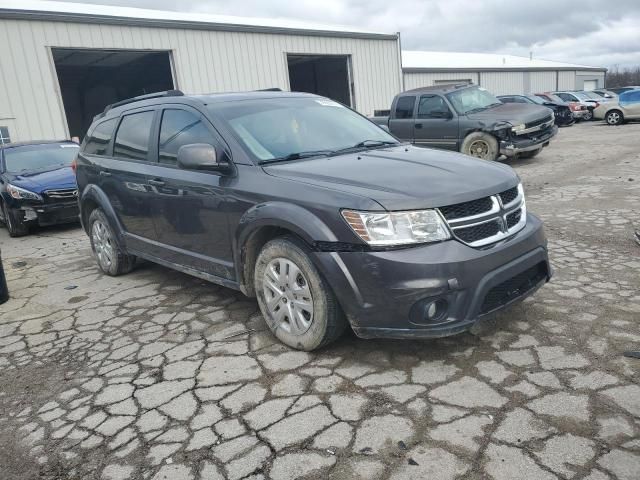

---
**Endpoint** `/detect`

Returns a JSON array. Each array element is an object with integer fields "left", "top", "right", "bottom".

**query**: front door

[
  {"left": 145, "top": 106, "right": 234, "bottom": 280},
  {"left": 413, "top": 95, "right": 459, "bottom": 150}
]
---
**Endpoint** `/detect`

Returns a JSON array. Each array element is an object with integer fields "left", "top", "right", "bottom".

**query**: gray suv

[{"left": 76, "top": 90, "right": 551, "bottom": 350}]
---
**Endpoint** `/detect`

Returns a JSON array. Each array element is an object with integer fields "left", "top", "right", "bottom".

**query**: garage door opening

[
  {"left": 52, "top": 48, "right": 175, "bottom": 140},
  {"left": 287, "top": 54, "right": 352, "bottom": 107}
]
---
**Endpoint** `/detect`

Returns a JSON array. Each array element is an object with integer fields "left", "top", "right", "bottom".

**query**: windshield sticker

[
  {"left": 315, "top": 99, "right": 343, "bottom": 107},
  {"left": 60, "top": 144, "right": 79, "bottom": 148}
]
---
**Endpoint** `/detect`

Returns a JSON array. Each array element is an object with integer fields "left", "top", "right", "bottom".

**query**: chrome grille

[
  {"left": 438, "top": 184, "right": 526, "bottom": 248},
  {"left": 43, "top": 188, "right": 78, "bottom": 203}
]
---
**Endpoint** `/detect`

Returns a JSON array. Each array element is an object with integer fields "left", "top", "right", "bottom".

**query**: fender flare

[
  {"left": 79, "top": 184, "right": 127, "bottom": 249},
  {"left": 233, "top": 202, "right": 339, "bottom": 291}
]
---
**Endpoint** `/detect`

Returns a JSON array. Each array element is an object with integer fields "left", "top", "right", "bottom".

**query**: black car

[
  {"left": 76, "top": 90, "right": 551, "bottom": 351},
  {"left": 0, "top": 141, "right": 80, "bottom": 237},
  {"left": 497, "top": 94, "right": 574, "bottom": 127}
]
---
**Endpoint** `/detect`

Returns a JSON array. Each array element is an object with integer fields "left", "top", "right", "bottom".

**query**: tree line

[{"left": 606, "top": 66, "right": 640, "bottom": 87}]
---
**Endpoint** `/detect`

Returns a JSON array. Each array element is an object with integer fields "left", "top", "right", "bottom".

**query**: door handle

[
  {"left": 148, "top": 179, "right": 165, "bottom": 187},
  {"left": 415, "top": 123, "right": 423, "bottom": 129},
  {"left": 99, "top": 170, "right": 111, "bottom": 177}
]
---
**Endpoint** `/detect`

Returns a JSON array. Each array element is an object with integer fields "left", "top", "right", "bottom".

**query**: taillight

[{"left": 593, "top": 102, "right": 599, "bottom": 108}]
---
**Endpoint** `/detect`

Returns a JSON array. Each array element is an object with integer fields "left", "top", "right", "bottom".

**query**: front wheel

[
  {"left": 1, "top": 202, "right": 28, "bottom": 237},
  {"left": 460, "top": 132, "right": 499, "bottom": 161},
  {"left": 606, "top": 110, "right": 623, "bottom": 126},
  {"left": 254, "top": 236, "right": 347, "bottom": 350},
  {"left": 584, "top": 109, "right": 593, "bottom": 121},
  {"left": 88, "top": 208, "right": 135, "bottom": 276}
]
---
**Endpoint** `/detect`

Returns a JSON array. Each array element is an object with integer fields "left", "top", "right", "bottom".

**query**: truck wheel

[
  {"left": 88, "top": 208, "right": 135, "bottom": 276},
  {"left": 519, "top": 148, "right": 542, "bottom": 159},
  {"left": 254, "top": 235, "right": 347, "bottom": 351},
  {"left": 1, "top": 202, "right": 28, "bottom": 237},
  {"left": 606, "top": 110, "right": 623, "bottom": 126},
  {"left": 461, "top": 132, "right": 499, "bottom": 161}
]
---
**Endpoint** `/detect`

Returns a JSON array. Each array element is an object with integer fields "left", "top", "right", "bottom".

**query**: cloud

[{"left": 62, "top": 0, "right": 640, "bottom": 67}]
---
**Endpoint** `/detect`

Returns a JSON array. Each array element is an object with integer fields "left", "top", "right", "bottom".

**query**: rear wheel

[
  {"left": 0, "top": 202, "right": 28, "bottom": 237},
  {"left": 254, "top": 236, "right": 347, "bottom": 350},
  {"left": 461, "top": 132, "right": 499, "bottom": 161},
  {"left": 606, "top": 110, "right": 623, "bottom": 126},
  {"left": 88, "top": 208, "right": 135, "bottom": 276}
]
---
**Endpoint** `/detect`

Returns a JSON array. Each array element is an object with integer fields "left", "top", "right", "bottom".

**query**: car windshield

[
  {"left": 212, "top": 97, "right": 398, "bottom": 163},
  {"left": 572, "top": 92, "right": 591, "bottom": 100},
  {"left": 525, "top": 95, "right": 546, "bottom": 105},
  {"left": 445, "top": 86, "right": 502, "bottom": 115},
  {"left": 582, "top": 91, "right": 601, "bottom": 100},
  {"left": 540, "top": 94, "right": 565, "bottom": 103},
  {"left": 4, "top": 143, "right": 79, "bottom": 173}
]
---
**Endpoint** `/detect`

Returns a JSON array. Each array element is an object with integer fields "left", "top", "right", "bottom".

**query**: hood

[
  {"left": 263, "top": 145, "right": 519, "bottom": 211},
  {"left": 5, "top": 166, "right": 76, "bottom": 194},
  {"left": 467, "top": 103, "right": 552, "bottom": 126}
]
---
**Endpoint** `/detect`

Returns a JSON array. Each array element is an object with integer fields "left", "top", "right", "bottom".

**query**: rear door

[
  {"left": 619, "top": 91, "right": 640, "bottom": 118},
  {"left": 100, "top": 109, "right": 160, "bottom": 246},
  {"left": 412, "top": 94, "right": 459, "bottom": 150},
  {"left": 145, "top": 106, "right": 234, "bottom": 280},
  {"left": 388, "top": 95, "right": 417, "bottom": 142}
]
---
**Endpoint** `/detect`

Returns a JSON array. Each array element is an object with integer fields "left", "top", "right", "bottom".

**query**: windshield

[
  {"left": 446, "top": 86, "right": 501, "bottom": 115},
  {"left": 525, "top": 95, "right": 546, "bottom": 105},
  {"left": 4, "top": 143, "right": 79, "bottom": 173},
  {"left": 572, "top": 92, "right": 590, "bottom": 100},
  {"left": 582, "top": 91, "right": 601, "bottom": 100},
  {"left": 212, "top": 97, "right": 398, "bottom": 162}
]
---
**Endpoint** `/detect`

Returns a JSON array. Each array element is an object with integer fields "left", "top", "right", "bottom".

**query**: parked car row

[{"left": 497, "top": 94, "right": 574, "bottom": 127}]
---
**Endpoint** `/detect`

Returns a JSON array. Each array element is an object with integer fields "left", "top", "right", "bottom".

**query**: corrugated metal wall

[
  {"left": 479, "top": 72, "right": 524, "bottom": 95},
  {"left": 529, "top": 71, "right": 557, "bottom": 93},
  {"left": 403, "top": 72, "right": 479, "bottom": 90},
  {"left": 576, "top": 71, "right": 605, "bottom": 90},
  {"left": 558, "top": 71, "right": 576, "bottom": 90},
  {"left": 0, "top": 19, "right": 401, "bottom": 141}
]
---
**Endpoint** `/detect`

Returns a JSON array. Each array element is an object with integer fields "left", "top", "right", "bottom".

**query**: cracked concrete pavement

[{"left": 0, "top": 122, "right": 638, "bottom": 480}]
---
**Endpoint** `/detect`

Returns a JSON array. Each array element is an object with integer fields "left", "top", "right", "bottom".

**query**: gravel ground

[{"left": 0, "top": 121, "right": 638, "bottom": 480}]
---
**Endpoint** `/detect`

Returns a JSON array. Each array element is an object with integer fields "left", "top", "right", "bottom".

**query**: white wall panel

[
  {"left": 0, "top": 19, "right": 401, "bottom": 141},
  {"left": 558, "top": 71, "right": 576, "bottom": 90},
  {"left": 529, "top": 71, "right": 557, "bottom": 93},
  {"left": 479, "top": 72, "right": 524, "bottom": 95},
  {"left": 403, "top": 72, "right": 479, "bottom": 90}
]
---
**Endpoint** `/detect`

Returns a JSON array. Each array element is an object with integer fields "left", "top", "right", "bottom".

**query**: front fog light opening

[{"left": 410, "top": 297, "right": 450, "bottom": 326}]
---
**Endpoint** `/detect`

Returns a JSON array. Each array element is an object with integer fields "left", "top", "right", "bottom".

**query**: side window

[
  {"left": 0, "top": 126, "right": 11, "bottom": 145},
  {"left": 558, "top": 93, "right": 572, "bottom": 102},
  {"left": 158, "top": 109, "right": 217, "bottom": 165},
  {"left": 113, "top": 111, "right": 155, "bottom": 161},
  {"left": 417, "top": 95, "right": 450, "bottom": 118},
  {"left": 83, "top": 118, "right": 117, "bottom": 156},
  {"left": 394, "top": 96, "right": 416, "bottom": 119},
  {"left": 621, "top": 91, "right": 640, "bottom": 103}
]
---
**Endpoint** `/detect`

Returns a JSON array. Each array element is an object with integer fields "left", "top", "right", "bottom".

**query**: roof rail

[
  {"left": 255, "top": 87, "right": 283, "bottom": 91},
  {"left": 102, "top": 90, "right": 184, "bottom": 115}
]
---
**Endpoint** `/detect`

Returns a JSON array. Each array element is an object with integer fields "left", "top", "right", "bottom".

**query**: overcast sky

[{"left": 67, "top": 0, "right": 640, "bottom": 68}]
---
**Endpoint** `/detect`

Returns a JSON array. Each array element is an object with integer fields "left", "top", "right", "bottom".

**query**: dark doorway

[
  {"left": 287, "top": 55, "right": 352, "bottom": 107},
  {"left": 52, "top": 48, "right": 174, "bottom": 140}
]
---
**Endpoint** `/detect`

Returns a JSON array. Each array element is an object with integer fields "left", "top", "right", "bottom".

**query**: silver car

[{"left": 593, "top": 89, "right": 640, "bottom": 125}]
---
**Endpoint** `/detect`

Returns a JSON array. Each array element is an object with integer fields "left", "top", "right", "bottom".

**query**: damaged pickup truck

[{"left": 372, "top": 84, "right": 557, "bottom": 160}]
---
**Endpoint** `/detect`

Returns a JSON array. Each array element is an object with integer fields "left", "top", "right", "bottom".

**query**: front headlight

[
  {"left": 511, "top": 123, "right": 526, "bottom": 133},
  {"left": 6, "top": 184, "right": 42, "bottom": 201},
  {"left": 342, "top": 209, "right": 450, "bottom": 246}
]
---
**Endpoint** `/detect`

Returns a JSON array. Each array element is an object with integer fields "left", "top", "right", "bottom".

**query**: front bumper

[
  {"left": 312, "top": 213, "right": 551, "bottom": 339},
  {"left": 500, "top": 125, "right": 558, "bottom": 157},
  {"left": 572, "top": 110, "right": 589, "bottom": 120},
  {"left": 17, "top": 202, "right": 79, "bottom": 227}
]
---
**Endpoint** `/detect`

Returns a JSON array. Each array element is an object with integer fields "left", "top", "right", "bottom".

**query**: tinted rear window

[
  {"left": 113, "top": 111, "right": 155, "bottom": 161},
  {"left": 394, "top": 96, "right": 416, "bottom": 119},
  {"left": 4, "top": 143, "right": 79, "bottom": 173},
  {"left": 84, "top": 118, "right": 117, "bottom": 156}
]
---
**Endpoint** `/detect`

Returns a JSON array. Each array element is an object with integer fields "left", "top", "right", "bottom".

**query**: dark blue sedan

[{"left": 0, "top": 140, "right": 80, "bottom": 237}]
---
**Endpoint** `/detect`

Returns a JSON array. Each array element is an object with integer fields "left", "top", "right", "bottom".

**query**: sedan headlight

[
  {"left": 342, "top": 209, "right": 450, "bottom": 246},
  {"left": 511, "top": 123, "right": 526, "bottom": 133},
  {"left": 6, "top": 184, "right": 42, "bottom": 201}
]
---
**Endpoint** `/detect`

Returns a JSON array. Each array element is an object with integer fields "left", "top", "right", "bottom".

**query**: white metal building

[
  {"left": 402, "top": 51, "right": 607, "bottom": 96},
  {"left": 0, "top": 0, "right": 402, "bottom": 142}
]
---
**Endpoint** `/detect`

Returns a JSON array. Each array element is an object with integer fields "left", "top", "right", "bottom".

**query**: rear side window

[
  {"left": 159, "top": 109, "right": 216, "bottom": 165},
  {"left": 84, "top": 118, "right": 117, "bottom": 156},
  {"left": 113, "top": 111, "right": 155, "bottom": 161},
  {"left": 621, "top": 91, "right": 640, "bottom": 103},
  {"left": 394, "top": 96, "right": 416, "bottom": 119},
  {"left": 417, "top": 95, "right": 450, "bottom": 118}
]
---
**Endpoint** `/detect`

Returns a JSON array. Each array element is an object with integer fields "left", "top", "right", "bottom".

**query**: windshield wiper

[
  {"left": 465, "top": 106, "right": 490, "bottom": 114},
  {"left": 258, "top": 150, "right": 333, "bottom": 165},
  {"left": 331, "top": 140, "right": 398, "bottom": 156}
]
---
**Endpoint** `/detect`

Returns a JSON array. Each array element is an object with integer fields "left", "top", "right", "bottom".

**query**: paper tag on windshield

[
  {"left": 315, "top": 99, "right": 342, "bottom": 107},
  {"left": 60, "top": 144, "right": 78, "bottom": 148}
]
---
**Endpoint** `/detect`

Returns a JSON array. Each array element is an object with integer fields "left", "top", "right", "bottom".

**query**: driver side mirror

[{"left": 177, "top": 143, "right": 228, "bottom": 171}]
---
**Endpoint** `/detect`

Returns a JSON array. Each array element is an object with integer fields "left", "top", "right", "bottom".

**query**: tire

[
  {"left": 606, "top": 110, "right": 623, "bottom": 126},
  {"left": 1, "top": 201, "right": 28, "bottom": 237},
  {"left": 519, "top": 148, "right": 542, "bottom": 159},
  {"left": 254, "top": 235, "right": 347, "bottom": 351},
  {"left": 88, "top": 208, "right": 135, "bottom": 276},
  {"left": 460, "top": 132, "right": 499, "bottom": 161},
  {"left": 584, "top": 109, "right": 593, "bottom": 121}
]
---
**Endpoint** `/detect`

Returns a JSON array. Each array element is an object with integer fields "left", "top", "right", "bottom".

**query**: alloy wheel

[
  {"left": 468, "top": 140, "right": 490, "bottom": 159},
  {"left": 607, "top": 112, "right": 620, "bottom": 125},
  {"left": 92, "top": 220, "right": 114, "bottom": 270},
  {"left": 262, "top": 257, "right": 314, "bottom": 335}
]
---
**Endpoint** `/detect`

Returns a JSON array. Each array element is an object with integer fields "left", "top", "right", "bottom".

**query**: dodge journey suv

[{"left": 76, "top": 90, "right": 551, "bottom": 350}]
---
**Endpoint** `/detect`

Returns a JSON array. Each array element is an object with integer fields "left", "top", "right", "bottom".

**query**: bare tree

[{"left": 607, "top": 65, "right": 640, "bottom": 87}]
